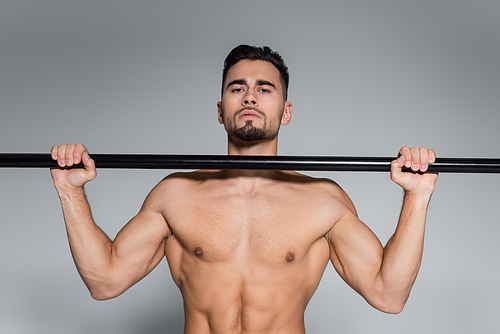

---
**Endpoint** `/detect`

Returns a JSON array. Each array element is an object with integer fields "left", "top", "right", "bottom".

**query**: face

[{"left": 217, "top": 60, "right": 292, "bottom": 143}]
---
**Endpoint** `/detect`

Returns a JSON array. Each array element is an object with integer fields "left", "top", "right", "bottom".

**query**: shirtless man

[{"left": 50, "top": 45, "right": 438, "bottom": 333}]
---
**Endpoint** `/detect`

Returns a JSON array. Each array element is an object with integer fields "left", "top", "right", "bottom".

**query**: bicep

[
  {"left": 328, "top": 214, "right": 384, "bottom": 296},
  {"left": 110, "top": 201, "right": 170, "bottom": 289}
]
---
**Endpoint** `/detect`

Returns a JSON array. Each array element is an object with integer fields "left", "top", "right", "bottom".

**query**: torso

[{"left": 157, "top": 170, "right": 352, "bottom": 333}]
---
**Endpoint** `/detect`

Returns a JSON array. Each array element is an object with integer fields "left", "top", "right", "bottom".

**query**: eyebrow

[
  {"left": 256, "top": 80, "right": 277, "bottom": 89},
  {"left": 226, "top": 79, "right": 277, "bottom": 91},
  {"left": 226, "top": 79, "right": 246, "bottom": 89}
]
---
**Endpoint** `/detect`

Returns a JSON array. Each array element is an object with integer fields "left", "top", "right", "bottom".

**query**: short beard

[
  {"left": 221, "top": 105, "right": 282, "bottom": 142},
  {"left": 232, "top": 120, "right": 276, "bottom": 142}
]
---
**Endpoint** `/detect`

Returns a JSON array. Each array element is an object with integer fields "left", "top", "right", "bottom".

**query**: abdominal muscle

[{"left": 165, "top": 235, "right": 330, "bottom": 334}]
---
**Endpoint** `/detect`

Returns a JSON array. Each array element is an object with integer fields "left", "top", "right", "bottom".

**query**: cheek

[
  {"left": 220, "top": 98, "right": 238, "bottom": 115},
  {"left": 220, "top": 108, "right": 233, "bottom": 126}
]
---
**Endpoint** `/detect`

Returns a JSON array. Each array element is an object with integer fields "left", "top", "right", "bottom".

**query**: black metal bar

[{"left": 1, "top": 153, "right": 500, "bottom": 173}]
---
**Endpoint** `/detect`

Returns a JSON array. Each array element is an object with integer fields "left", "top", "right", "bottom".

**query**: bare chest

[{"left": 164, "top": 184, "right": 334, "bottom": 265}]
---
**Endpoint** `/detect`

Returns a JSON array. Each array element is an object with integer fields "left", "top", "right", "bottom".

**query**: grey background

[{"left": 1, "top": 0, "right": 499, "bottom": 333}]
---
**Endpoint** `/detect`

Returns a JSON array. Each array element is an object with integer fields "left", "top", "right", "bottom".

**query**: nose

[{"left": 242, "top": 91, "right": 257, "bottom": 106}]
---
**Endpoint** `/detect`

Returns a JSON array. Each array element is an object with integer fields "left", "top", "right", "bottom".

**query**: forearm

[
  {"left": 377, "top": 189, "right": 432, "bottom": 308},
  {"left": 336, "top": 147, "right": 438, "bottom": 313},
  {"left": 57, "top": 185, "right": 114, "bottom": 295}
]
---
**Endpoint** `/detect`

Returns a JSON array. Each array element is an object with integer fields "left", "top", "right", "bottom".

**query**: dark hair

[{"left": 221, "top": 45, "right": 289, "bottom": 100}]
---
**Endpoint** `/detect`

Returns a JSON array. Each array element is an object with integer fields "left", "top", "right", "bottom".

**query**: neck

[
  {"left": 227, "top": 135, "right": 279, "bottom": 156},
  {"left": 225, "top": 135, "right": 280, "bottom": 178}
]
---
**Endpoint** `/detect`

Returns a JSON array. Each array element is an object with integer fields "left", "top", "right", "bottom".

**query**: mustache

[{"left": 235, "top": 107, "right": 265, "bottom": 118}]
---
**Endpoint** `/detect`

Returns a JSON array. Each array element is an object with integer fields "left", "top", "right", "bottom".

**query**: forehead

[{"left": 225, "top": 59, "right": 281, "bottom": 88}]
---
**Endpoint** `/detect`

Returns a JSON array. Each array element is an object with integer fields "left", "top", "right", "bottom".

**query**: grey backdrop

[{"left": 1, "top": 1, "right": 499, "bottom": 333}]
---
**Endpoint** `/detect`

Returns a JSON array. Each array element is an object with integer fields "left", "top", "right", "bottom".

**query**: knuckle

[
  {"left": 76, "top": 143, "right": 87, "bottom": 154},
  {"left": 58, "top": 145, "right": 66, "bottom": 155}
]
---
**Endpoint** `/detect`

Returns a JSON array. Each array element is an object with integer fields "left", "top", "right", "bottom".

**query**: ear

[
  {"left": 281, "top": 102, "right": 292, "bottom": 125},
  {"left": 217, "top": 101, "right": 224, "bottom": 124}
]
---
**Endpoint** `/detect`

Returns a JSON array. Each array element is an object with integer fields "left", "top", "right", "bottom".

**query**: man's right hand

[{"left": 50, "top": 143, "right": 97, "bottom": 190}]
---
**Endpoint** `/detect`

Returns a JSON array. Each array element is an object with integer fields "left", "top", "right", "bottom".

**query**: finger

[
  {"left": 390, "top": 155, "right": 404, "bottom": 179},
  {"left": 391, "top": 146, "right": 411, "bottom": 184},
  {"left": 73, "top": 143, "right": 87, "bottom": 165},
  {"left": 419, "top": 147, "right": 429, "bottom": 172},
  {"left": 399, "top": 146, "right": 411, "bottom": 168},
  {"left": 410, "top": 147, "right": 420, "bottom": 171},
  {"left": 392, "top": 154, "right": 406, "bottom": 168},
  {"left": 81, "top": 152, "right": 94, "bottom": 167},
  {"left": 57, "top": 144, "right": 67, "bottom": 167},
  {"left": 65, "top": 143, "right": 76, "bottom": 167},
  {"left": 81, "top": 152, "right": 97, "bottom": 180},
  {"left": 51, "top": 145, "right": 59, "bottom": 160},
  {"left": 429, "top": 149, "right": 436, "bottom": 164}
]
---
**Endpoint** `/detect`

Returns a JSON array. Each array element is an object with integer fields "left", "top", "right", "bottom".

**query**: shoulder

[
  {"left": 282, "top": 171, "right": 348, "bottom": 195},
  {"left": 283, "top": 172, "right": 357, "bottom": 216},
  {"left": 142, "top": 170, "right": 221, "bottom": 207},
  {"left": 155, "top": 170, "right": 221, "bottom": 189}
]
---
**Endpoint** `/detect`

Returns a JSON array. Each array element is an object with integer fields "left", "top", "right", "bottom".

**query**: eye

[
  {"left": 231, "top": 88, "right": 243, "bottom": 93},
  {"left": 259, "top": 88, "right": 270, "bottom": 93}
]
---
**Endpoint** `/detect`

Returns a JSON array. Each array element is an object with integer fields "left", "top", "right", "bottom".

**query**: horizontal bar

[{"left": 1, "top": 153, "right": 500, "bottom": 173}]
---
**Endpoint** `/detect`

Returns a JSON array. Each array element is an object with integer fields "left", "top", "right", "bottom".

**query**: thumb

[
  {"left": 390, "top": 155, "right": 406, "bottom": 184},
  {"left": 81, "top": 152, "right": 97, "bottom": 181}
]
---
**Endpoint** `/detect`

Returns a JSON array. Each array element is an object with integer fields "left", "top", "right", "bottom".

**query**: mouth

[{"left": 237, "top": 108, "right": 263, "bottom": 119}]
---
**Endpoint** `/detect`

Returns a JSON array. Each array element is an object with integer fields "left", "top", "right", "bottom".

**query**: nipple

[
  {"left": 194, "top": 247, "right": 204, "bottom": 257},
  {"left": 285, "top": 252, "right": 295, "bottom": 263}
]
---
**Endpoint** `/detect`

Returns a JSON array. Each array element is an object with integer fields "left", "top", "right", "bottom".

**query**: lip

[{"left": 238, "top": 109, "right": 262, "bottom": 119}]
